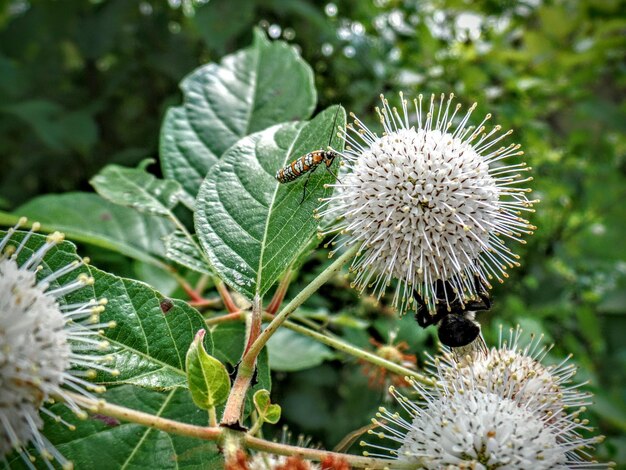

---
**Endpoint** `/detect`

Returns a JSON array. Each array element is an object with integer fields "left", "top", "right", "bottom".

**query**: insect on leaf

[{"left": 194, "top": 105, "right": 346, "bottom": 300}]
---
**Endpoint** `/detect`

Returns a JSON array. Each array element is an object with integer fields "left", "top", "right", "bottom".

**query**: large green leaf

[
  {"left": 13, "top": 386, "right": 223, "bottom": 469},
  {"left": 0, "top": 192, "right": 174, "bottom": 268},
  {"left": 92, "top": 265, "right": 212, "bottom": 389},
  {"left": 90, "top": 163, "right": 193, "bottom": 216},
  {"left": 159, "top": 29, "right": 316, "bottom": 198},
  {"left": 194, "top": 105, "right": 345, "bottom": 299}
]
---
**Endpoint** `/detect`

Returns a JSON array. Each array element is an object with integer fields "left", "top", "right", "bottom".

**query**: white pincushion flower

[
  {"left": 435, "top": 326, "right": 593, "bottom": 426},
  {"left": 0, "top": 219, "right": 116, "bottom": 469},
  {"left": 393, "top": 389, "right": 568, "bottom": 468},
  {"left": 362, "top": 329, "right": 607, "bottom": 469},
  {"left": 318, "top": 93, "right": 537, "bottom": 314}
]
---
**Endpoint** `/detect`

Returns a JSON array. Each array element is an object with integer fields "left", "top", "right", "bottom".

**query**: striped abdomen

[{"left": 275, "top": 150, "right": 327, "bottom": 183}]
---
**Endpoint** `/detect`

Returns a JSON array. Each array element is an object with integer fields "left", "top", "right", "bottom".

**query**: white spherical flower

[
  {"left": 0, "top": 219, "right": 116, "bottom": 468},
  {"left": 434, "top": 326, "right": 592, "bottom": 426},
  {"left": 362, "top": 328, "right": 607, "bottom": 469},
  {"left": 318, "top": 93, "right": 537, "bottom": 314},
  {"left": 397, "top": 389, "right": 566, "bottom": 469}
]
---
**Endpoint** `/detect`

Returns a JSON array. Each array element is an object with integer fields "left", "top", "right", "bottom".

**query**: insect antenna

[
  {"left": 324, "top": 105, "right": 343, "bottom": 182},
  {"left": 327, "top": 104, "right": 342, "bottom": 149}
]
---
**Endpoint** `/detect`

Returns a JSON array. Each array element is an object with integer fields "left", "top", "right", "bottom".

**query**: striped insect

[{"left": 275, "top": 107, "right": 341, "bottom": 202}]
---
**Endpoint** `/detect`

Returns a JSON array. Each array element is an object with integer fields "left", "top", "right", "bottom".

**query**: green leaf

[
  {"left": 163, "top": 230, "right": 212, "bottom": 274},
  {"left": 186, "top": 329, "right": 231, "bottom": 409},
  {"left": 160, "top": 29, "right": 316, "bottom": 198},
  {"left": 15, "top": 386, "right": 224, "bottom": 469},
  {"left": 0, "top": 192, "right": 174, "bottom": 268},
  {"left": 93, "top": 266, "right": 213, "bottom": 389},
  {"left": 90, "top": 162, "right": 191, "bottom": 216},
  {"left": 1, "top": 99, "right": 65, "bottom": 151},
  {"left": 266, "top": 328, "right": 335, "bottom": 372},
  {"left": 253, "top": 389, "right": 281, "bottom": 424},
  {"left": 195, "top": 105, "right": 345, "bottom": 299},
  {"left": 192, "top": 0, "right": 254, "bottom": 55}
]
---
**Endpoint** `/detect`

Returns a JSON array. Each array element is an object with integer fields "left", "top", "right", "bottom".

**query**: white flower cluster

[
  {"left": 362, "top": 327, "right": 607, "bottom": 469},
  {"left": 318, "top": 93, "right": 536, "bottom": 314},
  {"left": 0, "top": 219, "right": 116, "bottom": 468}
]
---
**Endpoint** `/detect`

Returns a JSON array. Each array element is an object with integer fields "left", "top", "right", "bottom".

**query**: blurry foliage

[{"left": 1, "top": 0, "right": 625, "bottom": 465}]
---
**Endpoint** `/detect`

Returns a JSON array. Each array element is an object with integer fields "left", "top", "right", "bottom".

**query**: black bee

[{"left": 414, "top": 277, "right": 491, "bottom": 348}]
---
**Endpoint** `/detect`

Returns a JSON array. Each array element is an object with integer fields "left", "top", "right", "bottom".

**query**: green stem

[
  {"left": 243, "top": 245, "right": 359, "bottom": 365},
  {"left": 282, "top": 320, "right": 435, "bottom": 387},
  {"left": 248, "top": 416, "right": 263, "bottom": 437},
  {"left": 63, "top": 391, "right": 411, "bottom": 469},
  {"left": 208, "top": 407, "right": 217, "bottom": 427}
]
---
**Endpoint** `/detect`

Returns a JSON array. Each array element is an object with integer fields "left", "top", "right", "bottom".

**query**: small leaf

[
  {"left": 90, "top": 162, "right": 188, "bottom": 217},
  {"left": 186, "top": 329, "right": 231, "bottom": 409},
  {"left": 195, "top": 105, "right": 345, "bottom": 299},
  {"left": 160, "top": 29, "right": 316, "bottom": 198},
  {"left": 253, "top": 389, "right": 281, "bottom": 425},
  {"left": 163, "top": 230, "right": 213, "bottom": 274},
  {"left": 0, "top": 192, "right": 174, "bottom": 268},
  {"left": 267, "top": 328, "right": 335, "bottom": 372}
]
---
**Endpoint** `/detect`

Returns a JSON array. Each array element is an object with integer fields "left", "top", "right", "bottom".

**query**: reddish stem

[
  {"left": 216, "top": 280, "right": 240, "bottom": 313},
  {"left": 189, "top": 297, "right": 223, "bottom": 309},
  {"left": 205, "top": 311, "right": 246, "bottom": 325},
  {"left": 221, "top": 295, "right": 262, "bottom": 427},
  {"left": 266, "top": 268, "right": 292, "bottom": 314},
  {"left": 180, "top": 278, "right": 205, "bottom": 302}
]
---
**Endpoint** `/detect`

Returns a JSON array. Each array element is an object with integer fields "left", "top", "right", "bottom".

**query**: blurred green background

[{"left": 1, "top": 0, "right": 625, "bottom": 465}]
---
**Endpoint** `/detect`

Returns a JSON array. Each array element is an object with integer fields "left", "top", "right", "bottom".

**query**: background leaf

[
  {"left": 159, "top": 29, "right": 316, "bottom": 198},
  {"left": 267, "top": 328, "right": 335, "bottom": 372},
  {"left": 194, "top": 105, "right": 345, "bottom": 299},
  {"left": 0, "top": 193, "right": 174, "bottom": 268}
]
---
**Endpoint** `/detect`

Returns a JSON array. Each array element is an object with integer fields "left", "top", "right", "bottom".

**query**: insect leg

[
  {"left": 324, "top": 164, "right": 342, "bottom": 183},
  {"left": 299, "top": 171, "right": 314, "bottom": 205}
]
